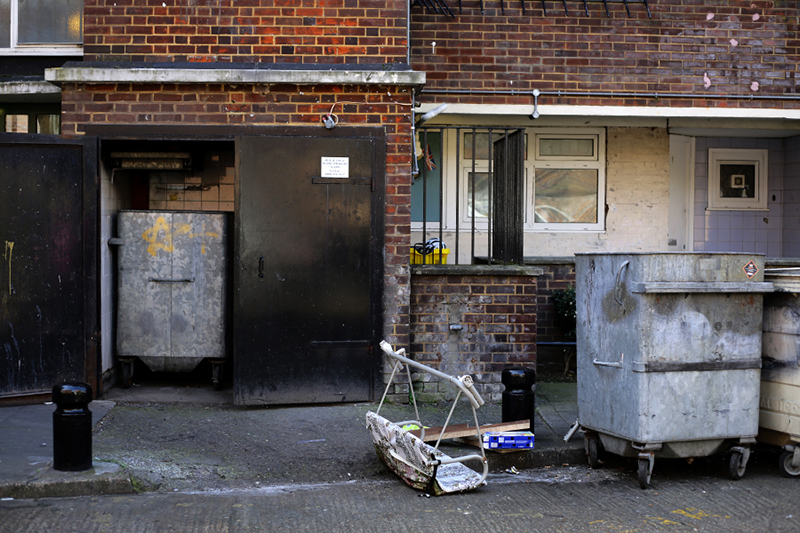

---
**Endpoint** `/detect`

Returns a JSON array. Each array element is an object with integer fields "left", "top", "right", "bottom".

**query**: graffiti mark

[
  {"left": 141, "top": 217, "right": 219, "bottom": 257},
  {"left": 644, "top": 516, "right": 681, "bottom": 526},
  {"left": 3, "top": 241, "right": 13, "bottom": 294},
  {"left": 671, "top": 507, "right": 728, "bottom": 520}
]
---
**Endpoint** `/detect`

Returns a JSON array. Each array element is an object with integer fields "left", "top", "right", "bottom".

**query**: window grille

[{"left": 411, "top": 0, "right": 651, "bottom": 18}]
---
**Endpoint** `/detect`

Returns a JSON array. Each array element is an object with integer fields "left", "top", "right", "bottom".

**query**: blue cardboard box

[{"left": 482, "top": 431, "right": 535, "bottom": 450}]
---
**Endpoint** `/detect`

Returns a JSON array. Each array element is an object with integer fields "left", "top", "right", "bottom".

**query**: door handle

[
  {"left": 258, "top": 256, "right": 264, "bottom": 278},
  {"left": 593, "top": 353, "right": 624, "bottom": 369}
]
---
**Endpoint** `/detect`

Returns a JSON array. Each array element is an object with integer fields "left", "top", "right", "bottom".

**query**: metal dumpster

[
  {"left": 576, "top": 252, "right": 773, "bottom": 488},
  {"left": 758, "top": 267, "right": 800, "bottom": 477},
  {"left": 114, "top": 210, "right": 230, "bottom": 389}
]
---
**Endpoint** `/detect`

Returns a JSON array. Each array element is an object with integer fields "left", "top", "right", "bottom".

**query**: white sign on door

[{"left": 320, "top": 157, "right": 349, "bottom": 178}]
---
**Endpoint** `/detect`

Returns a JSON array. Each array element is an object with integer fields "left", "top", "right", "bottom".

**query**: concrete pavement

[{"left": 0, "top": 381, "right": 583, "bottom": 499}]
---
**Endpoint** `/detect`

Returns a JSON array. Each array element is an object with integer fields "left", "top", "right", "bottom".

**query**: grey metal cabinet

[{"left": 115, "top": 210, "right": 229, "bottom": 388}]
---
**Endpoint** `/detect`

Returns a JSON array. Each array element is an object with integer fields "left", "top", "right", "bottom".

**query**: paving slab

[{"left": 0, "top": 382, "right": 584, "bottom": 498}]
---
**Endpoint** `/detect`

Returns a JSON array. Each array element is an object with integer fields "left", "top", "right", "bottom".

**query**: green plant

[{"left": 551, "top": 285, "right": 577, "bottom": 341}]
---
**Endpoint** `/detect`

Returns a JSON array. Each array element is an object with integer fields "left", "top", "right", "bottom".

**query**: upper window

[
  {"left": 707, "top": 148, "right": 768, "bottom": 211},
  {"left": 0, "top": 0, "right": 83, "bottom": 54}
]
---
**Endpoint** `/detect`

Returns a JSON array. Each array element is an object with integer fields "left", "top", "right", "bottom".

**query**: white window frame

[
  {"left": 531, "top": 129, "right": 605, "bottom": 232},
  {"left": 707, "top": 148, "right": 768, "bottom": 211},
  {"left": 411, "top": 127, "right": 607, "bottom": 234},
  {"left": 0, "top": 0, "right": 83, "bottom": 56}
]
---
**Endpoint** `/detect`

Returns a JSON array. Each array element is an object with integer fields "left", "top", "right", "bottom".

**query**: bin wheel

[
  {"left": 729, "top": 450, "right": 747, "bottom": 480},
  {"left": 586, "top": 434, "right": 600, "bottom": 469},
  {"left": 121, "top": 360, "right": 133, "bottom": 389},
  {"left": 778, "top": 451, "right": 800, "bottom": 478},
  {"left": 637, "top": 457, "right": 652, "bottom": 489}
]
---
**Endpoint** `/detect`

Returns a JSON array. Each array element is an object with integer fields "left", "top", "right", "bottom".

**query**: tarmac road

[{"left": 2, "top": 454, "right": 798, "bottom": 533}]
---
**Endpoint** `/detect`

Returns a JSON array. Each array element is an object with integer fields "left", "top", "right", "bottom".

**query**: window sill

[{"left": 0, "top": 47, "right": 83, "bottom": 56}]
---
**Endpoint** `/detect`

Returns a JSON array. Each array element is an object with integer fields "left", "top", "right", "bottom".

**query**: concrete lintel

[
  {"left": 0, "top": 80, "right": 60, "bottom": 96},
  {"left": 417, "top": 102, "right": 800, "bottom": 122},
  {"left": 44, "top": 67, "right": 426, "bottom": 88}
]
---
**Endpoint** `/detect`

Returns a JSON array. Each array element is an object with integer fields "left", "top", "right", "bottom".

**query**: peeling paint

[
  {"left": 141, "top": 216, "right": 219, "bottom": 257},
  {"left": 3, "top": 241, "right": 12, "bottom": 294}
]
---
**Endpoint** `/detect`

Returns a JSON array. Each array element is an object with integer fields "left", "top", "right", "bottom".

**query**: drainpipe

[
  {"left": 411, "top": 91, "right": 419, "bottom": 176},
  {"left": 412, "top": 103, "right": 448, "bottom": 177},
  {"left": 407, "top": 0, "right": 412, "bottom": 66}
]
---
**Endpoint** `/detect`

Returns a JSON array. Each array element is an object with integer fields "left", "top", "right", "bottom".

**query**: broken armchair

[{"left": 366, "top": 340, "right": 488, "bottom": 495}]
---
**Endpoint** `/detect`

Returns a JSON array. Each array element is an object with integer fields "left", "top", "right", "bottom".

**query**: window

[
  {"left": 411, "top": 127, "right": 606, "bottom": 244},
  {"left": 0, "top": 0, "right": 83, "bottom": 54},
  {"left": 460, "top": 130, "right": 528, "bottom": 224},
  {"left": 707, "top": 148, "right": 768, "bottom": 211},
  {"left": 411, "top": 131, "right": 442, "bottom": 222},
  {"left": 457, "top": 129, "right": 605, "bottom": 231},
  {"left": 532, "top": 132, "right": 605, "bottom": 231},
  {"left": 1, "top": 109, "right": 61, "bottom": 133}
]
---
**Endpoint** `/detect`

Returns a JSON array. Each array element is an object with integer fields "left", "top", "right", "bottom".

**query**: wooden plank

[{"left": 410, "top": 420, "right": 531, "bottom": 442}]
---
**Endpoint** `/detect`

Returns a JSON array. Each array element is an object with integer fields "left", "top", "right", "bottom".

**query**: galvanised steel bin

[
  {"left": 114, "top": 210, "right": 229, "bottom": 389},
  {"left": 576, "top": 252, "right": 773, "bottom": 488},
  {"left": 758, "top": 267, "right": 800, "bottom": 477}
]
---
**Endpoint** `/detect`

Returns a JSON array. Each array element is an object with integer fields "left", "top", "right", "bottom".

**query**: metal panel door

[
  {"left": 0, "top": 134, "right": 98, "bottom": 399},
  {"left": 234, "top": 130, "right": 384, "bottom": 405}
]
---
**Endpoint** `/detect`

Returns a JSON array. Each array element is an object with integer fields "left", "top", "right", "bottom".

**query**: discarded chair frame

[{"left": 366, "top": 340, "right": 489, "bottom": 495}]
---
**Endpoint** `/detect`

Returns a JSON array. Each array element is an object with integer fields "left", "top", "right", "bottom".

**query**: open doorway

[{"left": 99, "top": 137, "right": 236, "bottom": 397}]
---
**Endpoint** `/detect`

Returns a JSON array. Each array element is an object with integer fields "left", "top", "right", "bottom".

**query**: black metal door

[
  {"left": 234, "top": 129, "right": 384, "bottom": 405},
  {"left": 0, "top": 134, "right": 98, "bottom": 399},
  {"left": 492, "top": 130, "right": 525, "bottom": 264}
]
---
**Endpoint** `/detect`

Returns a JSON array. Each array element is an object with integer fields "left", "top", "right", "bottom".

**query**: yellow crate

[{"left": 411, "top": 248, "right": 449, "bottom": 265}]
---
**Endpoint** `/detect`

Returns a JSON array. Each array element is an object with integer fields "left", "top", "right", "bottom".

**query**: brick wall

[
  {"left": 411, "top": 0, "right": 800, "bottom": 109},
  {"left": 59, "top": 81, "right": 415, "bottom": 351},
  {"left": 393, "top": 267, "right": 538, "bottom": 404},
  {"left": 84, "top": 0, "right": 408, "bottom": 64},
  {"left": 536, "top": 262, "right": 576, "bottom": 344}
]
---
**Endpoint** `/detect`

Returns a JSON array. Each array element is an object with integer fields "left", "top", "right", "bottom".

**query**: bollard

[
  {"left": 502, "top": 368, "right": 536, "bottom": 432},
  {"left": 52, "top": 382, "right": 93, "bottom": 472}
]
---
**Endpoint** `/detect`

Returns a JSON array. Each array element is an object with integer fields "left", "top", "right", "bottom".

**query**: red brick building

[{"left": 1, "top": 0, "right": 798, "bottom": 403}]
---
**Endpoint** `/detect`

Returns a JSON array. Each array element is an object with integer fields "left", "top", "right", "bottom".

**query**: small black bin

[{"left": 501, "top": 368, "right": 535, "bottom": 432}]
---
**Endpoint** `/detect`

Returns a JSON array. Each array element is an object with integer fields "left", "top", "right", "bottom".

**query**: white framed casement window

[
  {"left": 707, "top": 148, "right": 768, "bottom": 211},
  {"left": 531, "top": 130, "right": 605, "bottom": 232},
  {"left": 460, "top": 130, "right": 530, "bottom": 227},
  {"left": 456, "top": 128, "right": 605, "bottom": 232},
  {"left": 412, "top": 127, "right": 606, "bottom": 234},
  {"left": 0, "top": 0, "right": 83, "bottom": 55}
]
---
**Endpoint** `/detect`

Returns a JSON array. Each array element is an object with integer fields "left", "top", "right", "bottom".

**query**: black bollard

[
  {"left": 52, "top": 382, "right": 93, "bottom": 472},
  {"left": 501, "top": 368, "right": 536, "bottom": 432}
]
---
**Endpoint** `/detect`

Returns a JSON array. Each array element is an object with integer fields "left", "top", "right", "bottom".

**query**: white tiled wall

[
  {"left": 693, "top": 137, "right": 794, "bottom": 257},
  {"left": 148, "top": 151, "right": 235, "bottom": 212}
]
